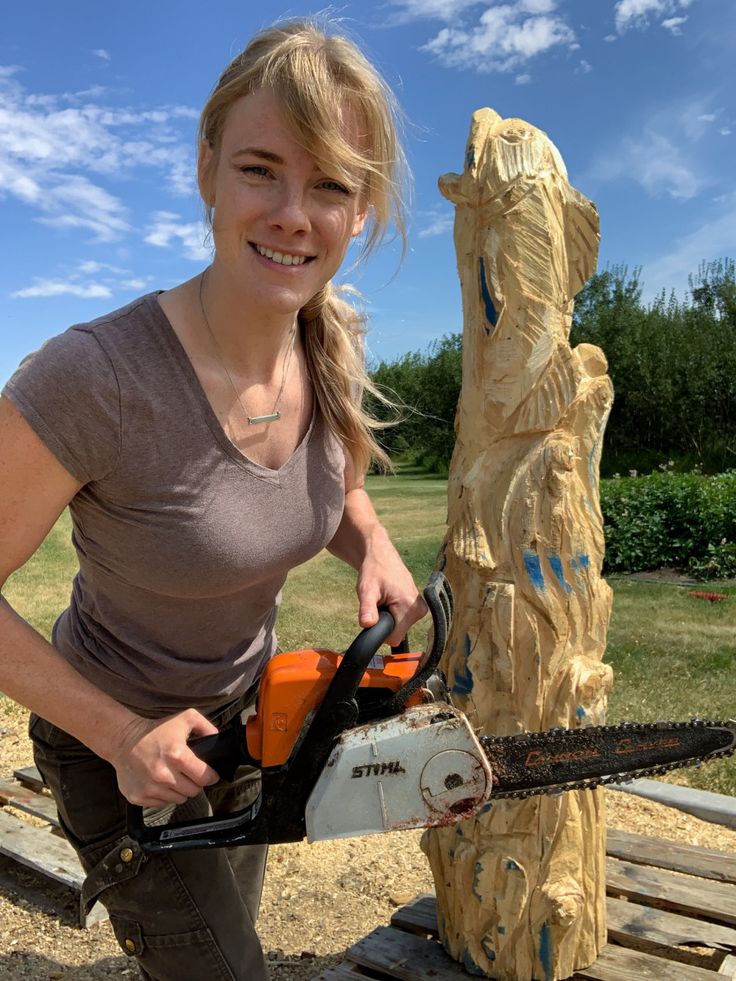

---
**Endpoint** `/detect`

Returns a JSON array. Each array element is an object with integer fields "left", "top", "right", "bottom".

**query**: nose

[{"left": 268, "top": 185, "right": 311, "bottom": 236}]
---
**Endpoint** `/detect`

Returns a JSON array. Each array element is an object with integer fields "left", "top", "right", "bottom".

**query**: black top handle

[
  {"left": 297, "top": 607, "right": 396, "bottom": 741},
  {"left": 380, "top": 571, "right": 454, "bottom": 715}
]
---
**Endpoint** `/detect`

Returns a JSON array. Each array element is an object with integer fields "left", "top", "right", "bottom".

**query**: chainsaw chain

[{"left": 480, "top": 719, "right": 736, "bottom": 801}]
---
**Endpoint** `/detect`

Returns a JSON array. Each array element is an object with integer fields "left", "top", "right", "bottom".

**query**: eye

[
  {"left": 239, "top": 165, "right": 271, "bottom": 178},
  {"left": 318, "top": 178, "right": 352, "bottom": 195}
]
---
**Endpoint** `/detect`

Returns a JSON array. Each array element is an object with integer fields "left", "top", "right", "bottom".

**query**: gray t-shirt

[{"left": 3, "top": 293, "right": 346, "bottom": 716}]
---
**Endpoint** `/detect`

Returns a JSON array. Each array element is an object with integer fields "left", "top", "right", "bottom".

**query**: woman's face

[{"left": 199, "top": 87, "right": 367, "bottom": 323}]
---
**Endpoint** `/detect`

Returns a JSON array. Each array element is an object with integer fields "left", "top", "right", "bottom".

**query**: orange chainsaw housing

[{"left": 246, "top": 648, "right": 426, "bottom": 768}]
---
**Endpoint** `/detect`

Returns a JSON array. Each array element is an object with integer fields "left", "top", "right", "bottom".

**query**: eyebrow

[{"left": 230, "top": 147, "right": 285, "bottom": 163}]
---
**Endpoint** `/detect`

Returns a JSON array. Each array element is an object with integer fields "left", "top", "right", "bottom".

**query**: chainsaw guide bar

[{"left": 482, "top": 719, "right": 736, "bottom": 800}]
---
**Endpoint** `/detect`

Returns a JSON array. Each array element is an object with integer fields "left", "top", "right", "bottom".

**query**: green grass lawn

[{"left": 3, "top": 468, "right": 735, "bottom": 794}]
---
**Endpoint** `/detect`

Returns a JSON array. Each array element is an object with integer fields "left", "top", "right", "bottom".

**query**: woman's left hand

[
  {"left": 355, "top": 530, "right": 428, "bottom": 647},
  {"left": 327, "top": 478, "right": 428, "bottom": 648}
]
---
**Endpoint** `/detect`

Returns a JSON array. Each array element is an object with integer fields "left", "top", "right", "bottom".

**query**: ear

[
  {"left": 197, "top": 140, "right": 216, "bottom": 208},
  {"left": 351, "top": 206, "right": 368, "bottom": 238}
]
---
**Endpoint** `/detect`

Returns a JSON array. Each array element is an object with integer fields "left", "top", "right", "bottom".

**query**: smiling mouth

[{"left": 252, "top": 243, "right": 314, "bottom": 266}]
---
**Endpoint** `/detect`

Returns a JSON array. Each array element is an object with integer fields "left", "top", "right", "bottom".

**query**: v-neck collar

[{"left": 148, "top": 292, "right": 316, "bottom": 484}]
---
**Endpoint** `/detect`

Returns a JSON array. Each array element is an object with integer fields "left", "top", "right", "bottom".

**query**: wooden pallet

[
  {"left": 0, "top": 766, "right": 106, "bottom": 928},
  {"left": 322, "top": 829, "right": 736, "bottom": 980}
]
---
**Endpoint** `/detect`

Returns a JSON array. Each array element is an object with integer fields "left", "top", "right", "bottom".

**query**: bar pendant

[{"left": 248, "top": 412, "right": 281, "bottom": 426}]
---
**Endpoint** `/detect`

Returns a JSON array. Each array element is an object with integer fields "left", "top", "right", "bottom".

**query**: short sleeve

[{"left": 2, "top": 326, "right": 122, "bottom": 483}]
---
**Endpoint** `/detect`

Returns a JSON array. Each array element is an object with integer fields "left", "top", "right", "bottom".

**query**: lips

[{"left": 253, "top": 243, "right": 314, "bottom": 266}]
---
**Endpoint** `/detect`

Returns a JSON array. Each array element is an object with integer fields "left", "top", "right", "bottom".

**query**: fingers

[
  {"left": 385, "top": 593, "right": 429, "bottom": 648},
  {"left": 358, "top": 585, "right": 381, "bottom": 630},
  {"left": 114, "top": 709, "right": 222, "bottom": 806}
]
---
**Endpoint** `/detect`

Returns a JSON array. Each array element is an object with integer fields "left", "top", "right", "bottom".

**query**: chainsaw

[{"left": 128, "top": 573, "right": 736, "bottom": 853}]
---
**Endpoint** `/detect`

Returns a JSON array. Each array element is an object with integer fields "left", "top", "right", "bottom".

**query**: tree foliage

[
  {"left": 369, "top": 334, "right": 461, "bottom": 473},
  {"left": 601, "top": 469, "right": 736, "bottom": 579},
  {"left": 570, "top": 259, "right": 736, "bottom": 474},
  {"left": 370, "top": 258, "right": 736, "bottom": 475}
]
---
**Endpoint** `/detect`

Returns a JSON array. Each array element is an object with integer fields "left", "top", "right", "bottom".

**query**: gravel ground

[{"left": 1, "top": 703, "right": 735, "bottom": 981}]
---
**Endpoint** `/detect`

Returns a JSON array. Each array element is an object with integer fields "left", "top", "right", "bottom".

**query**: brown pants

[{"left": 29, "top": 706, "right": 269, "bottom": 981}]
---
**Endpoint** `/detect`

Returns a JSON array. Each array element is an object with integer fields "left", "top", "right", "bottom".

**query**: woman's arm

[
  {"left": 0, "top": 395, "right": 219, "bottom": 805},
  {"left": 327, "top": 453, "right": 427, "bottom": 646}
]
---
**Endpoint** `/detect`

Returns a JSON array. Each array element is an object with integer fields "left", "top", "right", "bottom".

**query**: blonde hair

[{"left": 198, "top": 18, "right": 410, "bottom": 473}]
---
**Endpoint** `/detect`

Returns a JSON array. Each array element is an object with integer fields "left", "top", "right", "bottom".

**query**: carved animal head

[{"left": 439, "top": 108, "right": 599, "bottom": 308}]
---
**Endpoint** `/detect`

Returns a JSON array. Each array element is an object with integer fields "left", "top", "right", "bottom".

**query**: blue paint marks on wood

[
  {"left": 481, "top": 939, "right": 497, "bottom": 962},
  {"left": 452, "top": 660, "right": 474, "bottom": 696},
  {"left": 479, "top": 801, "right": 493, "bottom": 814},
  {"left": 452, "top": 633, "right": 474, "bottom": 695},
  {"left": 576, "top": 706, "right": 587, "bottom": 720},
  {"left": 539, "top": 923, "right": 554, "bottom": 981},
  {"left": 578, "top": 553, "right": 590, "bottom": 570},
  {"left": 497, "top": 926, "right": 505, "bottom": 935},
  {"left": 462, "top": 948, "right": 486, "bottom": 976},
  {"left": 472, "top": 861, "right": 483, "bottom": 900},
  {"left": 466, "top": 143, "right": 476, "bottom": 170},
  {"left": 479, "top": 257, "right": 498, "bottom": 335},
  {"left": 523, "top": 551, "right": 545, "bottom": 591},
  {"left": 548, "top": 554, "right": 573, "bottom": 594},
  {"left": 506, "top": 859, "right": 519, "bottom": 871}
]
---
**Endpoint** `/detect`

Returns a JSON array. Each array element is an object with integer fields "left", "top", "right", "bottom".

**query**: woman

[{"left": 0, "top": 19, "right": 424, "bottom": 980}]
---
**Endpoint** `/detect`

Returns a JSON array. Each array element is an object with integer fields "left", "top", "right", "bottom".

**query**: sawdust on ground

[{"left": 1, "top": 704, "right": 735, "bottom": 981}]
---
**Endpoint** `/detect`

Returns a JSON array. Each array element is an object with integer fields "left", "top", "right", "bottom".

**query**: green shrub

[{"left": 601, "top": 470, "right": 736, "bottom": 579}]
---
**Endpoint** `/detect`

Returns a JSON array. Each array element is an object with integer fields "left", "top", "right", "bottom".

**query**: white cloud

[
  {"left": 515, "top": 72, "right": 533, "bottom": 84},
  {"left": 390, "top": 0, "right": 576, "bottom": 73},
  {"left": 721, "top": 127, "right": 732, "bottom": 136},
  {"left": 12, "top": 279, "right": 113, "bottom": 299},
  {"left": 590, "top": 130, "right": 702, "bottom": 200},
  {"left": 388, "top": 0, "right": 487, "bottom": 23},
  {"left": 145, "top": 211, "right": 210, "bottom": 261},
  {"left": 577, "top": 59, "right": 593, "bottom": 74},
  {"left": 417, "top": 209, "right": 454, "bottom": 238},
  {"left": 10, "top": 260, "right": 154, "bottom": 300},
  {"left": 661, "top": 15, "right": 687, "bottom": 34},
  {"left": 77, "top": 259, "right": 128, "bottom": 275},
  {"left": 0, "top": 66, "right": 198, "bottom": 248},
  {"left": 92, "top": 49, "right": 111, "bottom": 62},
  {"left": 421, "top": 4, "right": 577, "bottom": 73},
  {"left": 614, "top": 0, "right": 693, "bottom": 34},
  {"left": 641, "top": 192, "right": 736, "bottom": 302},
  {"left": 120, "top": 278, "right": 149, "bottom": 290}
]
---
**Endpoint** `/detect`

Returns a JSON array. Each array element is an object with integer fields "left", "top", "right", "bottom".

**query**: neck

[{"left": 198, "top": 266, "right": 298, "bottom": 376}]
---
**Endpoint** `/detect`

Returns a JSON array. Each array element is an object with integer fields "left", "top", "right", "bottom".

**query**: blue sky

[{"left": 1, "top": 0, "right": 734, "bottom": 384}]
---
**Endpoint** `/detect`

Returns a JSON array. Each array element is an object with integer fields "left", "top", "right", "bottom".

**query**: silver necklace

[{"left": 198, "top": 272, "right": 297, "bottom": 426}]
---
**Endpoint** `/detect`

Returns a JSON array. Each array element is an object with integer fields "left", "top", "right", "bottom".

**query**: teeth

[{"left": 256, "top": 245, "right": 307, "bottom": 266}]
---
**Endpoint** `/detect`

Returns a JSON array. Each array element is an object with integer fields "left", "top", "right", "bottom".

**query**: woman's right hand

[{"left": 110, "top": 709, "right": 222, "bottom": 807}]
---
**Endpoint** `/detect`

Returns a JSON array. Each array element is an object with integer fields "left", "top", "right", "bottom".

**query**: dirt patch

[{"left": 1, "top": 703, "right": 735, "bottom": 980}]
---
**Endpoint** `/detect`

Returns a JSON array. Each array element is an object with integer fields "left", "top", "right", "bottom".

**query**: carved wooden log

[{"left": 421, "top": 109, "right": 614, "bottom": 980}]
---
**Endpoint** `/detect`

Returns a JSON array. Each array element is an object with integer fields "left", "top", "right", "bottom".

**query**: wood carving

[{"left": 421, "top": 109, "right": 614, "bottom": 980}]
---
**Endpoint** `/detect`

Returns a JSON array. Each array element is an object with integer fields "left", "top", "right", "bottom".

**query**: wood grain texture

[
  {"left": 0, "top": 775, "right": 60, "bottom": 824},
  {"left": 421, "top": 108, "right": 613, "bottom": 979},
  {"left": 606, "top": 828, "right": 736, "bottom": 883},
  {"left": 606, "top": 857, "right": 736, "bottom": 926}
]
